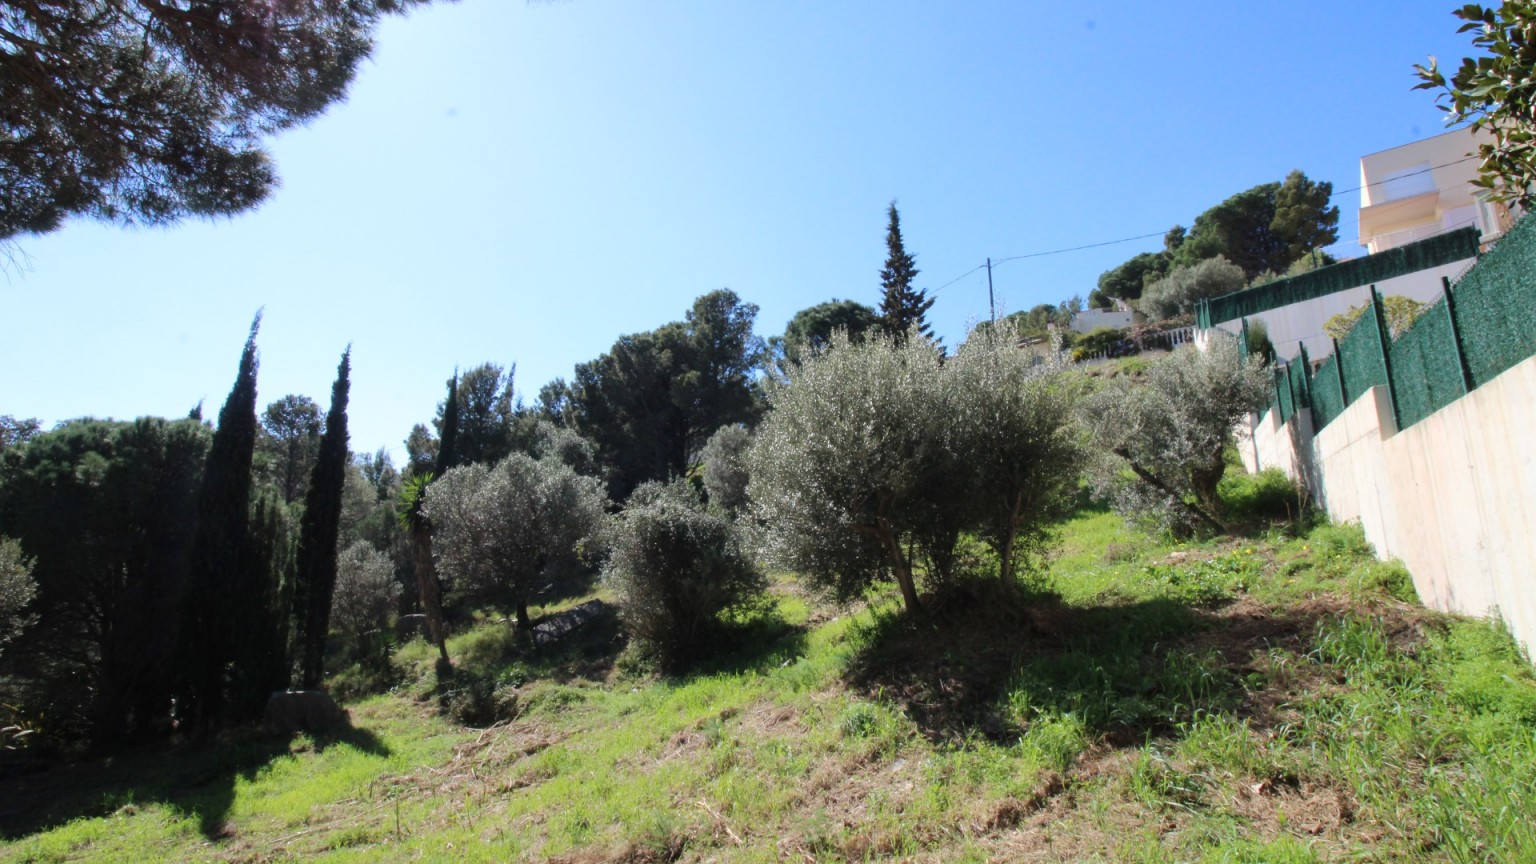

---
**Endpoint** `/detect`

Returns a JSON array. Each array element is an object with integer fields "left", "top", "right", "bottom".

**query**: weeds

[{"left": 1143, "top": 550, "right": 1261, "bottom": 606}]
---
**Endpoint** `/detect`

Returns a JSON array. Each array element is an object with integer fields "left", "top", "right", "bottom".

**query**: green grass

[{"left": 4, "top": 506, "right": 1533, "bottom": 862}]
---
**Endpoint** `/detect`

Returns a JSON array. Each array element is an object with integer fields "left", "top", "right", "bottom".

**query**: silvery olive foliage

[
  {"left": 746, "top": 326, "right": 1082, "bottom": 611},
  {"left": 603, "top": 480, "right": 765, "bottom": 669},
  {"left": 1079, "top": 335, "right": 1269, "bottom": 536},
  {"left": 330, "top": 541, "right": 401, "bottom": 646},
  {"left": 0, "top": 537, "right": 36, "bottom": 657},
  {"left": 699, "top": 424, "right": 752, "bottom": 516},
  {"left": 1139, "top": 256, "right": 1247, "bottom": 320},
  {"left": 423, "top": 453, "right": 607, "bottom": 627},
  {"left": 946, "top": 322, "right": 1085, "bottom": 581},
  {"left": 746, "top": 330, "right": 947, "bottom": 611},
  {"left": 529, "top": 420, "right": 605, "bottom": 480}
]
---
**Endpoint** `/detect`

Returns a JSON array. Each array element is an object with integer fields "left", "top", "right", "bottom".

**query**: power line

[
  {"left": 915, "top": 152, "right": 1480, "bottom": 304},
  {"left": 928, "top": 263, "right": 987, "bottom": 295},
  {"left": 1328, "top": 155, "right": 1477, "bottom": 199},
  {"left": 991, "top": 231, "right": 1169, "bottom": 268},
  {"left": 920, "top": 154, "right": 1483, "bottom": 298},
  {"left": 927, "top": 231, "right": 1167, "bottom": 295}
]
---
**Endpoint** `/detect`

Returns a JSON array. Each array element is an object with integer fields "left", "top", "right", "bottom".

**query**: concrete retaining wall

[{"left": 1243, "top": 354, "right": 1536, "bottom": 656}]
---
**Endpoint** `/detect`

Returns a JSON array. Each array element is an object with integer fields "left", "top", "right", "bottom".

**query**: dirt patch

[
  {"left": 1230, "top": 775, "right": 1358, "bottom": 838},
  {"left": 737, "top": 702, "right": 803, "bottom": 738},
  {"left": 450, "top": 721, "right": 566, "bottom": 770}
]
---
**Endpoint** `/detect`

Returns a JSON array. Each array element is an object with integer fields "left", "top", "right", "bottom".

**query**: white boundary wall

[
  {"left": 1241, "top": 355, "right": 1536, "bottom": 656},
  {"left": 1210, "top": 259, "right": 1473, "bottom": 363}
]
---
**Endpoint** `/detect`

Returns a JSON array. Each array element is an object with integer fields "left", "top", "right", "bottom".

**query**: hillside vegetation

[{"left": 4, "top": 498, "right": 1535, "bottom": 863}]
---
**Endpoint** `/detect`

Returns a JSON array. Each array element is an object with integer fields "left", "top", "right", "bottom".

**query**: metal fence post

[
  {"left": 1333, "top": 337, "right": 1347, "bottom": 407},
  {"left": 1440, "top": 275, "right": 1475, "bottom": 395},
  {"left": 1370, "top": 285, "right": 1400, "bottom": 430},
  {"left": 1285, "top": 357, "right": 1300, "bottom": 420},
  {"left": 1297, "top": 342, "right": 1312, "bottom": 408}
]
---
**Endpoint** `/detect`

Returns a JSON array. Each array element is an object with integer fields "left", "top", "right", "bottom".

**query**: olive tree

[
  {"left": 749, "top": 326, "right": 1089, "bottom": 610},
  {"left": 746, "top": 331, "right": 952, "bottom": 613},
  {"left": 603, "top": 481, "right": 764, "bottom": 669},
  {"left": 1139, "top": 256, "right": 1246, "bottom": 320},
  {"left": 947, "top": 323, "right": 1084, "bottom": 581},
  {"left": 1079, "top": 335, "right": 1269, "bottom": 535},
  {"left": 529, "top": 420, "right": 605, "bottom": 479},
  {"left": 424, "top": 454, "right": 606, "bottom": 630},
  {"left": 699, "top": 424, "right": 751, "bottom": 516},
  {"left": 331, "top": 541, "right": 400, "bottom": 661}
]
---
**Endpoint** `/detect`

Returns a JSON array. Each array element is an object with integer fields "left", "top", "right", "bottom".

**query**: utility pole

[{"left": 986, "top": 257, "right": 995, "bottom": 326}]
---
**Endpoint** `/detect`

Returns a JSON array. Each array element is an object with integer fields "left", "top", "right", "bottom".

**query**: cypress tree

[
  {"left": 181, "top": 314, "right": 262, "bottom": 731},
  {"left": 232, "top": 487, "right": 297, "bottom": 714},
  {"left": 877, "top": 201, "right": 935, "bottom": 343},
  {"left": 435, "top": 371, "right": 460, "bottom": 476},
  {"left": 293, "top": 349, "right": 352, "bottom": 690}
]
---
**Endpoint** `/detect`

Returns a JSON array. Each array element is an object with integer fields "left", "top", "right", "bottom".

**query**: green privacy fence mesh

[
  {"left": 1272, "top": 362, "right": 1294, "bottom": 421},
  {"left": 1197, "top": 226, "right": 1480, "bottom": 328},
  {"left": 1337, "top": 292, "right": 1391, "bottom": 415},
  {"left": 1246, "top": 212, "right": 1536, "bottom": 434},
  {"left": 1269, "top": 345, "right": 1316, "bottom": 425},
  {"left": 1310, "top": 352, "right": 1346, "bottom": 428},
  {"left": 1389, "top": 297, "right": 1467, "bottom": 429},
  {"left": 1450, "top": 214, "right": 1536, "bottom": 387}
]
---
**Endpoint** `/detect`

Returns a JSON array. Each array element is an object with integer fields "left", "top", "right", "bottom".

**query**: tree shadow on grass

[
  {"left": 610, "top": 604, "right": 811, "bottom": 682},
  {"left": 522, "top": 606, "right": 627, "bottom": 685},
  {"left": 688, "top": 611, "right": 811, "bottom": 679},
  {"left": 531, "top": 570, "right": 604, "bottom": 614},
  {"left": 0, "top": 712, "right": 389, "bottom": 843},
  {"left": 844, "top": 576, "right": 1344, "bottom": 747}
]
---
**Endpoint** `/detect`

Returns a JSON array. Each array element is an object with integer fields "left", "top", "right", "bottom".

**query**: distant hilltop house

[
  {"left": 1196, "top": 127, "right": 1520, "bottom": 363},
  {"left": 1069, "top": 298, "right": 1137, "bottom": 334}
]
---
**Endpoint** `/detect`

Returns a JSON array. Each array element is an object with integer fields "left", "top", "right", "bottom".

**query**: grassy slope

[{"left": 4, "top": 508, "right": 1536, "bottom": 863}]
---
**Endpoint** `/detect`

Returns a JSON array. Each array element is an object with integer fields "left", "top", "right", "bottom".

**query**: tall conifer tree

[
  {"left": 877, "top": 201, "right": 934, "bottom": 343},
  {"left": 435, "top": 371, "right": 461, "bottom": 476},
  {"left": 294, "top": 349, "right": 352, "bottom": 689},
  {"left": 181, "top": 314, "right": 262, "bottom": 730},
  {"left": 235, "top": 487, "right": 296, "bottom": 712}
]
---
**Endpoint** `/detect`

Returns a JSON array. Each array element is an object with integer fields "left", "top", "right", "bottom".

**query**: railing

[{"left": 1369, "top": 217, "right": 1477, "bottom": 253}]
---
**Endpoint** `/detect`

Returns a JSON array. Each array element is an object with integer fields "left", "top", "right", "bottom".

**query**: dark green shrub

[{"left": 1244, "top": 318, "right": 1276, "bottom": 363}]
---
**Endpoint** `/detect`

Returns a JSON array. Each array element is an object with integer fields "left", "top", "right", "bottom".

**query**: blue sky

[{"left": 1, "top": 0, "right": 1481, "bottom": 459}]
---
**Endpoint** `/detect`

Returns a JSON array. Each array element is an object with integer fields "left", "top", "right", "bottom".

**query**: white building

[{"left": 1358, "top": 127, "right": 1516, "bottom": 254}]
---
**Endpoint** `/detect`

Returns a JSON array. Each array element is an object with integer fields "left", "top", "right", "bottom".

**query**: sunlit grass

[{"left": 6, "top": 503, "right": 1535, "bottom": 862}]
